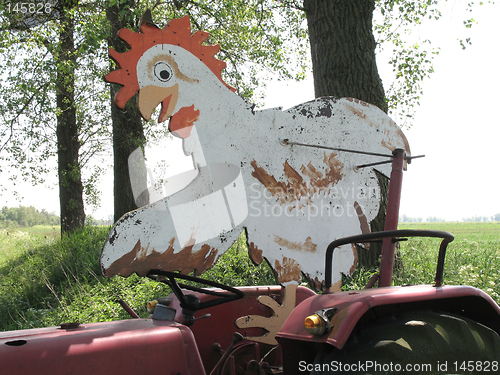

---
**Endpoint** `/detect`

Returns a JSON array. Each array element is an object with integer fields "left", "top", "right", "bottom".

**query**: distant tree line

[
  {"left": 462, "top": 214, "right": 500, "bottom": 222},
  {"left": 84, "top": 215, "right": 113, "bottom": 227},
  {"left": 399, "top": 215, "right": 445, "bottom": 223},
  {"left": 400, "top": 214, "right": 500, "bottom": 223},
  {"left": 0, "top": 206, "right": 60, "bottom": 228}
]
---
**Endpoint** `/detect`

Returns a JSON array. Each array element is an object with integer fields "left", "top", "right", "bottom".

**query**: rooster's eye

[{"left": 154, "top": 62, "right": 173, "bottom": 82}]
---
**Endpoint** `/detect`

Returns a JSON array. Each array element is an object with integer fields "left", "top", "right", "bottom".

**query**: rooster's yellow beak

[{"left": 138, "top": 84, "right": 179, "bottom": 123}]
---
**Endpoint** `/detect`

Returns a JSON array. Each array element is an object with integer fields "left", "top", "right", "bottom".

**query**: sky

[
  {"left": 262, "top": 2, "right": 500, "bottom": 222},
  {"left": 1, "top": 1, "right": 499, "bottom": 222}
]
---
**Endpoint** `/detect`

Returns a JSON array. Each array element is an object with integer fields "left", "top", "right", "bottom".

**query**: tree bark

[
  {"left": 107, "top": 2, "right": 148, "bottom": 222},
  {"left": 304, "top": 0, "right": 388, "bottom": 269},
  {"left": 304, "top": 0, "right": 387, "bottom": 112},
  {"left": 56, "top": 0, "right": 85, "bottom": 235}
]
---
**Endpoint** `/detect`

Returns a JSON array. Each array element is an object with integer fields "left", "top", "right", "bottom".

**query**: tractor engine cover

[{"left": 0, "top": 318, "right": 205, "bottom": 375}]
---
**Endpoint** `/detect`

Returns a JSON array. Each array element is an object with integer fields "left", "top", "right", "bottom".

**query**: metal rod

[
  {"left": 405, "top": 154, "right": 425, "bottom": 161},
  {"left": 355, "top": 159, "right": 393, "bottom": 169},
  {"left": 434, "top": 237, "right": 454, "bottom": 287},
  {"left": 364, "top": 274, "right": 379, "bottom": 289},
  {"left": 280, "top": 138, "right": 394, "bottom": 158},
  {"left": 379, "top": 149, "right": 405, "bottom": 287},
  {"left": 117, "top": 299, "right": 140, "bottom": 319}
]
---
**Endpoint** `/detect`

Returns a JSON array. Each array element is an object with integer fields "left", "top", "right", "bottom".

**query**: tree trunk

[
  {"left": 107, "top": 2, "right": 148, "bottom": 222},
  {"left": 304, "top": 0, "right": 388, "bottom": 269},
  {"left": 110, "top": 86, "right": 147, "bottom": 222},
  {"left": 56, "top": 0, "right": 85, "bottom": 235},
  {"left": 304, "top": 0, "right": 387, "bottom": 112}
]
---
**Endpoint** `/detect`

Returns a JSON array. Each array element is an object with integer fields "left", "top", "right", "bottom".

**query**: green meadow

[
  {"left": 0, "top": 226, "right": 274, "bottom": 331},
  {"left": 344, "top": 222, "right": 500, "bottom": 301},
  {"left": 0, "top": 222, "right": 499, "bottom": 331}
]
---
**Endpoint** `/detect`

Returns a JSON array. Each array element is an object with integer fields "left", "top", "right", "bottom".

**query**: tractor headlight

[
  {"left": 304, "top": 314, "right": 326, "bottom": 335},
  {"left": 304, "top": 308, "right": 337, "bottom": 336},
  {"left": 147, "top": 300, "right": 158, "bottom": 313}
]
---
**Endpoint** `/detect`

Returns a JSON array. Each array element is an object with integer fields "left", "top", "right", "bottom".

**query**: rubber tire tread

[{"left": 311, "top": 310, "right": 500, "bottom": 374}]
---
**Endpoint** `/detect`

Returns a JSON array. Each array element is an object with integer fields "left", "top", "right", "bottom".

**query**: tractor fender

[
  {"left": 276, "top": 284, "right": 500, "bottom": 351},
  {"left": 0, "top": 318, "right": 206, "bottom": 375}
]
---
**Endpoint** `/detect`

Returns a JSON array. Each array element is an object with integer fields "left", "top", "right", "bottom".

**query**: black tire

[{"left": 311, "top": 310, "right": 500, "bottom": 374}]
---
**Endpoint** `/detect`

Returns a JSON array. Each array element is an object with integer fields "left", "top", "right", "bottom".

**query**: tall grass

[
  {"left": 0, "top": 226, "right": 59, "bottom": 267},
  {"left": 0, "top": 226, "right": 275, "bottom": 331},
  {"left": 342, "top": 222, "right": 500, "bottom": 302},
  {"left": 1, "top": 222, "right": 499, "bottom": 331}
]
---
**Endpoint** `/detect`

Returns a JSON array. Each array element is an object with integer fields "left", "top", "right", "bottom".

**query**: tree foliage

[
  {"left": 131, "top": 0, "right": 309, "bottom": 100},
  {"left": 373, "top": 0, "right": 494, "bottom": 125},
  {"left": 0, "top": 0, "right": 309, "bottom": 228},
  {"left": 0, "top": 0, "right": 493, "bottom": 226},
  {"left": 0, "top": 1, "right": 111, "bottom": 233}
]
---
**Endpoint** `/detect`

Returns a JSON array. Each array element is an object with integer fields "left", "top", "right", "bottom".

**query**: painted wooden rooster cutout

[{"left": 101, "top": 16, "right": 410, "bottom": 292}]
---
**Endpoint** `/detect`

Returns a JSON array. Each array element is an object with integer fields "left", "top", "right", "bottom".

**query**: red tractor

[
  {"left": 2, "top": 149, "right": 499, "bottom": 375},
  {"left": 2, "top": 15, "right": 499, "bottom": 375}
]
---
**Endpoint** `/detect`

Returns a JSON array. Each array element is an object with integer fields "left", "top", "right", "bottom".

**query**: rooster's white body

[{"left": 101, "top": 16, "right": 410, "bottom": 291}]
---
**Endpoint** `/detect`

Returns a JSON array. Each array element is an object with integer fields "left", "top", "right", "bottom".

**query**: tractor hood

[{"left": 0, "top": 319, "right": 205, "bottom": 375}]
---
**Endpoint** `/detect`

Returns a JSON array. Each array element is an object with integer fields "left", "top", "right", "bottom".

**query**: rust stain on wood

[
  {"left": 274, "top": 257, "right": 301, "bottom": 284},
  {"left": 248, "top": 241, "right": 263, "bottom": 265},
  {"left": 345, "top": 103, "right": 367, "bottom": 120},
  {"left": 346, "top": 102, "right": 411, "bottom": 166},
  {"left": 381, "top": 138, "right": 396, "bottom": 152},
  {"left": 381, "top": 125, "right": 411, "bottom": 156},
  {"left": 283, "top": 160, "right": 307, "bottom": 194},
  {"left": 301, "top": 153, "right": 344, "bottom": 191},
  {"left": 304, "top": 275, "right": 324, "bottom": 291},
  {"left": 106, "top": 237, "right": 217, "bottom": 277},
  {"left": 353, "top": 201, "right": 370, "bottom": 235},
  {"left": 251, "top": 152, "right": 344, "bottom": 207},
  {"left": 330, "top": 279, "right": 342, "bottom": 292},
  {"left": 350, "top": 243, "right": 358, "bottom": 276},
  {"left": 250, "top": 160, "right": 309, "bottom": 206},
  {"left": 345, "top": 97, "right": 369, "bottom": 107},
  {"left": 354, "top": 200, "right": 371, "bottom": 251},
  {"left": 274, "top": 235, "right": 317, "bottom": 253}
]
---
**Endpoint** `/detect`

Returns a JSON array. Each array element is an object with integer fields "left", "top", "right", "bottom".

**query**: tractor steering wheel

[{"left": 147, "top": 270, "right": 244, "bottom": 325}]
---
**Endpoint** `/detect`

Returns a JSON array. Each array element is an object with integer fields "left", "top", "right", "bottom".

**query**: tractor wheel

[{"left": 311, "top": 310, "right": 500, "bottom": 374}]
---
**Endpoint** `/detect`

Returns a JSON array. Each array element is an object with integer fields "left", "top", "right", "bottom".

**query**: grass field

[
  {"left": 0, "top": 226, "right": 59, "bottom": 267},
  {"left": 399, "top": 221, "right": 500, "bottom": 241},
  {"left": 395, "top": 221, "right": 500, "bottom": 300},
  {"left": 0, "top": 222, "right": 499, "bottom": 331},
  {"left": 338, "top": 222, "right": 500, "bottom": 296},
  {"left": 0, "top": 225, "right": 274, "bottom": 331}
]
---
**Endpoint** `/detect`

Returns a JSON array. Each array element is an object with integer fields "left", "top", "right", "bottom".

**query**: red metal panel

[
  {"left": 277, "top": 285, "right": 500, "bottom": 375},
  {"left": 0, "top": 319, "right": 205, "bottom": 375}
]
